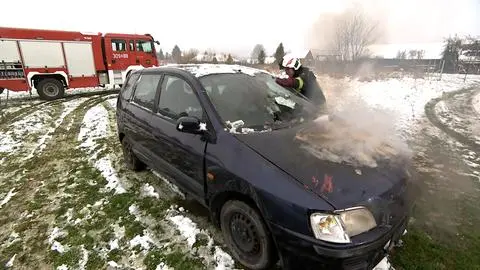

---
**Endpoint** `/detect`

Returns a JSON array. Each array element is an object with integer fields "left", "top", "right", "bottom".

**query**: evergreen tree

[
  {"left": 172, "top": 45, "right": 182, "bottom": 63},
  {"left": 274, "top": 43, "right": 285, "bottom": 64},
  {"left": 158, "top": 49, "right": 165, "bottom": 60},
  {"left": 258, "top": 49, "right": 266, "bottom": 64},
  {"left": 226, "top": 54, "right": 234, "bottom": 64}
]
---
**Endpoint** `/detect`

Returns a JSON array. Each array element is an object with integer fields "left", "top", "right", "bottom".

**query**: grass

[{"left": 392, "top": 226, "right": 480, "bottom": 270}]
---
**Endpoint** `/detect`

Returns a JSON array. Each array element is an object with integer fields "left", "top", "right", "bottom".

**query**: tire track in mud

[
  {"left": 0, "top": 89, "right": 119, "bottom": 128},
  {"left": 0, "top": 94, "right": 117, "bottom": 269},
  {"left": 425, "top": 87, "right": 480, "bottom": 150},
  {"left": 416, "top": 86, "right": 480, "bottom": 238}
]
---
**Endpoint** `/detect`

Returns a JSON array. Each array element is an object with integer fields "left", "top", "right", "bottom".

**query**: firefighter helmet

[{"left": 281, "top": 54, "right": 302, "bottom": 70}]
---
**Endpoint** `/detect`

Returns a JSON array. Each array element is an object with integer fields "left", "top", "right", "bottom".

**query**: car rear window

[
  {"left": 120, "top": 72, "right": 140, "bottom": 100},
  {"left": 132, "top": 73, "right": 161, "bottom": 111}
]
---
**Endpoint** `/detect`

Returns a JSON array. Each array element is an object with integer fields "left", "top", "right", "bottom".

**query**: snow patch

[
  {"left": 330, "top": 74, "right": 480, "bottom": 138},
  {"left": 167, "top": 215, "right": 200, "bottom": 247},
  {"left": 129, "top": 231, "right": 155, "bottom": 250},
  {"left": 0, "top": 105, "right": 53, "bottom": 154},
  {"left": 0, "top": 188, "right": 17, "bottom": 208},
  {"left": 78, "top": 245, "right": 89, "bottom": 270},
  {"left": 107, "top": 261, "right": 120, "bottom": 268},
  {"left": 373, "top": 256, "right": 395, "bottom": 270},
  {"left": 48, "top": 227, "right": 68, "bottom": 253},
  {"left": 112, "top": 224, "right": 126, "bottom": 240},
  {"left": 51, "top": 241, "right": 67, "bottom": 253},
  {"left": 140, "top": 183, "right": 160, "bottom": 199},
  {"left": 57, "top": 264, "right": 68, "bottom": 270},
  {"left": 109, "top": 239, "right": 119, "bottom": 251},
  {"left": 77, "top": 104, "right": 126, "bottom": 194},
  {"left": 166, "top": 207, "right": 235, "bottom": 269},
  {"left": 106, "top": 97, "right": 118, "bottom": 110},
  {"left": 225, "top": 120, "right": 245, "bottom": 133},
  {"left": 213, "top": 246, "right": 235, "bottom": 270},
  {"left": 95, "top": 157, "right": 126, "bottom": 194},
  {"left": 169, "top": 64, "right": 268, "bottom": 78},
  {"left": 473, "top": 91, "right": 480, "bottom": 115},
  {"left": 78, "top": 104, "right": 109, "bottom": 149},
  {"left": 155, "top": 262, "right": 173, "bottom": 270},
  {"left": 5, "top": 254, "right": 16, "bottom": 268}
]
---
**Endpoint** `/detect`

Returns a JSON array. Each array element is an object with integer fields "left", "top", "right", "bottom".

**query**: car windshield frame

[{"left": 198, "top": 72, "right": 321, "bottom": 133}]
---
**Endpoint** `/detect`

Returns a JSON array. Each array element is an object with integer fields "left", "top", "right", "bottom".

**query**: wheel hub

[
  {"left": 230, "top": 213, "right": 260, "bottom": 255},
  {"left": 44, "top": 83, "right": 59, "bottom": 96}
]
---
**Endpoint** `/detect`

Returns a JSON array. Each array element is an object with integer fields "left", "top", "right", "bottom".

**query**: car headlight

[{"left": 310, "top": 207, "right": 377, "bottom": 243}]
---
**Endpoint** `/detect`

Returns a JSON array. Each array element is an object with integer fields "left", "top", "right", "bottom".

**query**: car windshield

[{"left": 199, "top": 72, "right": 321, "bottom": 132}]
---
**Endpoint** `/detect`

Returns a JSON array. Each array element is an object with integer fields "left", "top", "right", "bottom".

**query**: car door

[
  {"left": 149, "top": 73, "right": 207, "bottom": 201},
  {"left": 125, "top": 72, "right": 162, "bottom": 162}
]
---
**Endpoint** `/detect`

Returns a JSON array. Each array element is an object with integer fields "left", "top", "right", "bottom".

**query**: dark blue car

[{"left": 116, "top": 64, "right": 414, "bottom": 270}]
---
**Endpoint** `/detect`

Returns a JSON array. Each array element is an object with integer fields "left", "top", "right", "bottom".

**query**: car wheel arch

[{"left": 209, "top": 191, "right": 265, "bottom": 229}]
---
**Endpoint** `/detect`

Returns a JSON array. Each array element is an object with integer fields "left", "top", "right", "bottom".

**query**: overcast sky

[{"left": 2, "top": 0, "right": 479, "bottom": 57}]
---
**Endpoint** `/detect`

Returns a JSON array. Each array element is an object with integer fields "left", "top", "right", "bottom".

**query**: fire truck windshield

[{"left": 136, "top": 40, "right": 153, "bottom": 53}]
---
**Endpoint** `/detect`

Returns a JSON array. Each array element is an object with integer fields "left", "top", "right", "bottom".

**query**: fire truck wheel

[
  {"left": 0, "top": 88, "right": 4, "bottom": 94},
  {"left": 37, "top": 78, "right": 65, "bottom": 100}
]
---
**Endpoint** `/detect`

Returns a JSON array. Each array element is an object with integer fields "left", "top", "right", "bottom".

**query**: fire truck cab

[{"left": 0, "top": 27, "right": 159, "bottom": 100}]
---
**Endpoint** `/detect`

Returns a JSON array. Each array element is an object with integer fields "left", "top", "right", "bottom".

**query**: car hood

[{"left": 234, "top": 119, "right": 411, "bottom": 210}]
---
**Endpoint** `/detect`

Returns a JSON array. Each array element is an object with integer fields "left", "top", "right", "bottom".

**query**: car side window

[
  {"left": 157, "top": 75, "right": 203, "bottom": 120},
  {"left": 120, "top": 73, "right": 140, "bottom": 100},
  {"left": 132, "top": 73, "right": 161, "bottom": 111}
]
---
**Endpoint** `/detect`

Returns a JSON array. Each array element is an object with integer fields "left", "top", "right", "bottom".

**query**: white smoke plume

[{"left": 296, "top": 76, "right": 413, "bottom": 168}]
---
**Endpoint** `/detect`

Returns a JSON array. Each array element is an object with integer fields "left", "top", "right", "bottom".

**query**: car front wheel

[{"left": 220, "top": 200, "right": 277, "bottom": 270}]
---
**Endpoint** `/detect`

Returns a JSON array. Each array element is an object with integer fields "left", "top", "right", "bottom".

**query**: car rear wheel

[
  {"left": 121, "top": 137, "right": 145, "bottom": 171},
  {"left": 220, "top": 200, "right": 277, "bottom": 270}
]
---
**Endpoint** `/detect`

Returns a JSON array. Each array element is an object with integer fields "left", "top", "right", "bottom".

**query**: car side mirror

[{"left": 176, "top": 116, "right": 206, "bottom": 134}]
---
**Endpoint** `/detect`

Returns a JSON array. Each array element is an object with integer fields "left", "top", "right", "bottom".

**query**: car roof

[{"left": 138, "top": 64, "right": 272, "bottom": 78}]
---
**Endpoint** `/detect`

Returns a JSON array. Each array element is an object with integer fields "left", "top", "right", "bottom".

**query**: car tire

[
  {"left": 37, "top": 78, "right": 65, "bottom": 100},
  {"left": 121, "top": 137, "right": 145, "bottom": 171},
  {"left": 220, "top": 200, "right": 277, "bottom": 270}
]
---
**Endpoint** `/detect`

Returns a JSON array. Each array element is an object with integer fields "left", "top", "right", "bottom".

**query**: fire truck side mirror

[{"left": 154, "top": 41, "right": 160, "bottom": 45}]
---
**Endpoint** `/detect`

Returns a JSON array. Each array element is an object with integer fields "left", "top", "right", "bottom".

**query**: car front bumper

[{"left": 270, "top": 216, "right": 408, "bottom": 270}]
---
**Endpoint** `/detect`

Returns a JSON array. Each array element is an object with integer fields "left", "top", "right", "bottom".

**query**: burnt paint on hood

[{"left": 234, "top": 122, "right": 410, "bottom": 211}]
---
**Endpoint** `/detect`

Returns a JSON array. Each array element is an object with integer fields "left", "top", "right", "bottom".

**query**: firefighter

[{"left": 276, "top": 54, "right": 326, "bottom": 107}]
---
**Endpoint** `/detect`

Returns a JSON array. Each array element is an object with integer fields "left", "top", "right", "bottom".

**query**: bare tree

[
  {"left": 396, "top": 50, "right": 407, "bottom": 59},
  {"left": 251, "top": 44, "right": 266, "bottom": 60},
  {"left": 332, "top": 8, "right": 379, "bottom": 61},
  {"left": 416, "top": 50, "right": 425, "bottom": 60},
  {"left": 182, "top": 49, "right": 199, "bottom": 63},
  {"left": 408, "top": 50, "right": 417, "bottom": 59}
]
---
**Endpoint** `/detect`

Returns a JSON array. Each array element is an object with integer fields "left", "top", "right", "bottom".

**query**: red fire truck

[{"left": 0, "top": 27, "right": 159, "bottom": 100}]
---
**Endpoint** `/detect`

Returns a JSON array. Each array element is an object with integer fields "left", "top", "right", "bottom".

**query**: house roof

[{"left": 368, "top": 42, "right": 444, "bottom": 59}]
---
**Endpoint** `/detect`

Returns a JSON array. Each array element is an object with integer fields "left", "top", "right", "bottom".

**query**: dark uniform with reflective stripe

[{"left": 276, "top": 66, "right": 326, "bottom": 107}]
